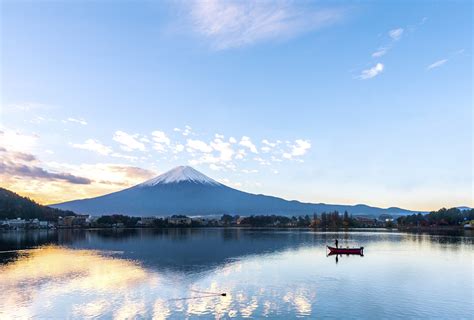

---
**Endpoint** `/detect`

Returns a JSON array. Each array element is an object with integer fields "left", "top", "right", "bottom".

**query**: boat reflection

[{"left": 328, "top": 252, "right": 365, "bottom": 264}]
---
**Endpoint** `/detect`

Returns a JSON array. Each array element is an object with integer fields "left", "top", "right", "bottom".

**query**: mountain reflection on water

[{"left": 0, "top": 229, "right": 472, "bottom": 319}]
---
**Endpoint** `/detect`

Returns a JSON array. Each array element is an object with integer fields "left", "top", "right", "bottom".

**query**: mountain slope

[
  {"left": 52, "top": 166, "right": 416, "bottom": 217},
  {"left": 0, "top": 187, "right": 75, "bottom": 221}
]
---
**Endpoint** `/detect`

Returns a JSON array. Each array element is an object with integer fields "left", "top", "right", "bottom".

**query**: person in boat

[{"left": 335, "top": 239, "right": 339, "bottom": 248}]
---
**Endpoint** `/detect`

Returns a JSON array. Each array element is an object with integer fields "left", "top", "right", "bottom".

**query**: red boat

[{"left": 327, "top": 246, "right": 364, "bottom": 255}]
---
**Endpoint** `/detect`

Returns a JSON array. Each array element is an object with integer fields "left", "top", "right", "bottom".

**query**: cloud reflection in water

[{"left": 0, "top": 245, "right": 317, "bottom": 319}]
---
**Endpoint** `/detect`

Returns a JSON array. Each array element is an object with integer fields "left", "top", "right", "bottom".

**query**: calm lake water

[{"left": 0, "top": 228, "right": 472, "bottom": 319}]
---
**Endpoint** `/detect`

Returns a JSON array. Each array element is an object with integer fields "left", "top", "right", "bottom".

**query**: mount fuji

[{"left": 52, "top": 166, "right": 416, "bottom": 217}]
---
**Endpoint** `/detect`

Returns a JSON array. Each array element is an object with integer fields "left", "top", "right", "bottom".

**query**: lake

[{"left": 0, "top": 228, "right": 472, "bottom": 319}]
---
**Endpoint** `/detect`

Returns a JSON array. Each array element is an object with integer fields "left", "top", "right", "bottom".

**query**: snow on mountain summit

[{"left": 139, "top": 166, "right": 222, "bottom": 187}]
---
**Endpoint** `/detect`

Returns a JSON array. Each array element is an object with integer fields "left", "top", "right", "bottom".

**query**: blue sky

[{"left": 1, "top": 0, "right": 472, "bottom": 209}]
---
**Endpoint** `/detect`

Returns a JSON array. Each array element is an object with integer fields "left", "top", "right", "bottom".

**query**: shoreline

[{"left": 1, "top": 225, "right": 470, "bottom": 233}]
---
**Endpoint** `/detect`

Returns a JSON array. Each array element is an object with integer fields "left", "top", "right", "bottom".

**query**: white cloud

[
  {"left": 427, "top": 59, "right": 448, "bottom": 70},
  {"left": 111, "top": 153, "right": 139, "bottom": 162},
  {"left": 209, "top": 163, "right": 223, "bottom": 171},
  {"left": 182, "top": 125, "right": 192, "bottom": 136},
  {"left": 152, "top": 131, "right": 170, "bottom": 145},
  {"left": 368, "top": 26, "right": 409, "bottom": 62},
  {"left": 229, "top": 137, "right": 237, "bottom": 143},
  {"left": 187, "top": 137, "right": 236, "bottom": 169},
  {"left": 372, "top": 47, "right": 388, "bottom": 58},
  {"left": 239, "top": 136, "right": 258, "bottom": 153},
  {"left": 5, "top": 102, "right": 52, "bottom": 112},
  {"left": 261, "top": 139, "right": 279, "bottom": 153},
  {"left": 0, "top": 128, "right": 38, "bottom": 152},
  {"left": 210, "top": 138, "right": 234, "bottom": 162},
  {"left": 186, "top": 139, "right": 213, "bottom": 153},
  {"left": 113, "top": 131, "right": 146, "bottom": 152},
  {"left": 173, "top": 128, "right": 181, "bottom": 132},
  {"left": 215, "top": 133, "right": 224, "bottom": 139},
  {"left": 283, "top": 139, "right": 311, "bottom": 159},
  {"left": 235, "top": 149, "right": 246, "bottom": 160},
  {"left": 71, "top": 139, "right": 112, "bottom": 155},
  {"left": 151, "top": 130, "right": 171, "bottom": 152},
  {"left": 173, "top": 144, "right": 184, "bottom": 153},
  {"left": 242, "top": 169, "right": 258, "bottom": 174},
  {"left": 388, "top": 28, "right": 404, "bottom": 41},
  {"left": 254, "top": 157, "right": 270, "bottom": 166},
  {"left": 66, "top": 117, "right": 88, "bottom": 125},
  {"left": 291, "top": 139, "right": 311, "bottom": 156},
  {"left": 262, "top": 139, "right": 278, "bottom": 147},
  {"left": 358, "top": 63, "right": 384, "bottom": 80},
  {"left": 185, "top": 0, "right": 345, "bottom": 50},
  {"left": 29, "top": 116, "right": 47, "bottom": 124}
]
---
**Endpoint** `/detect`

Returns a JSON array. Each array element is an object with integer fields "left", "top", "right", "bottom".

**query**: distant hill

[
  {"left": 52, "top": 166, "right": 418, "bottom": 217},
  {"left": 0, "top": 187, "right": 75, "bottom": 221}
]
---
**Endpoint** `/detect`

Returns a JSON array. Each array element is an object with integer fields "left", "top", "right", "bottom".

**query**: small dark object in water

[
  {"left": 168, "top": 292, "right": 228, "bottom": 301},
  {"left": 327, "top": 245, "right": 364, "bottom": 255}
]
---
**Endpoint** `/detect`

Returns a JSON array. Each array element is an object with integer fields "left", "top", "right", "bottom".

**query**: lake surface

[{"left": 0, "top": 228, "right": 472, "bottom": 319}]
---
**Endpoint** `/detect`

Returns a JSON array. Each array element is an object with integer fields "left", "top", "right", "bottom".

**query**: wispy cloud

[
  {"left": 65, "top": 117, "right": 88, "bottom": 125},
  {"left": 388, "top": 28, "right": 404, "bottom": 41},
  {"left": 5, "top": 102, "right": 53, "bottom": 112},
  {"left": 71, "top": 139, "right": 112, "bottom": 155},
  {"left": 426, "top": 59, "right": 448, "bottom": 70},
  {"left": 357, "top": 63, "right": 384, "bottom": 80},
  {"left": 371, "top": 47, "right": 388, "bottom": 58},
  {"left": 370, "top": 27, "right": 404, "bottom": 59},
  {"left": 426, "top": 49, "right": 467, "bottom": 71},
  {"left": 184, "top": 0, "right": 345, "bottom": 50}
]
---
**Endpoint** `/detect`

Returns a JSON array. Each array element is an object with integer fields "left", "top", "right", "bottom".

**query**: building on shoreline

[
  {"left": 167, "top": 215, "right": 192, "bottom": 225},
  {"left": 57, "top": 215, "right": 90, "bottom": 228},
  {"left": 0, "top": 218, "right": 53, "bottom": 230}
]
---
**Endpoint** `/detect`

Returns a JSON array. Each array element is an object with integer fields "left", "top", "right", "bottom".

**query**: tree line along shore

[{"left": 1, "top": 187, "right": 473, "bottom": 230}]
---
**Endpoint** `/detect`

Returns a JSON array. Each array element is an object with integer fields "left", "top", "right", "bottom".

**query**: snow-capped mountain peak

[{"left": 139, "top": 166, "right": 222, "bottom": 187}]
